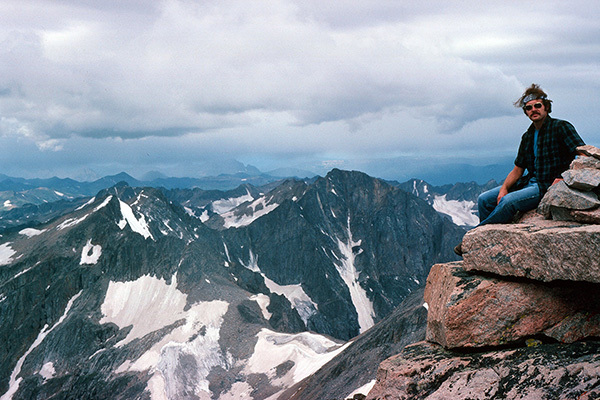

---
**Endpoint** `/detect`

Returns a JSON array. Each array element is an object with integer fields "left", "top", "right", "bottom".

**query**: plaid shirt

[{"left": 514, "top": 116, "right": 585, "bottom": 192}]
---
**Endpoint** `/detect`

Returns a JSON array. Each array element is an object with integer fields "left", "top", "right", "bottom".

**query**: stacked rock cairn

[{"left": 539, "top": 144, "right": 600, "bottom": 222}]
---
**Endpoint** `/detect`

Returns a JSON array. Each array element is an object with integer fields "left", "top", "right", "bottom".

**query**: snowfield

[
  {"left": 212, "top": 190, "right": 254, "bottom": 214},
  {"left": 100, "top": 274, "right": 230, "bottom": 399},
  {"left": 222, "top": 196, "right": 280, "bottom": 228},
  {"left": 432, "top": 194, "right": 479, "bottom": 227},
  {"left": 244, "top": 329, "right": 349, "bottom": 399}
]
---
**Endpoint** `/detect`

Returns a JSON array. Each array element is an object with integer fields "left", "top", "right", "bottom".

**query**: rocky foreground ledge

[
  {"left": 367, "top": 341, "right": 600, "bottom": 400},
  {"left": 367, "top": 145, "right": 600, "bottom": 399}
]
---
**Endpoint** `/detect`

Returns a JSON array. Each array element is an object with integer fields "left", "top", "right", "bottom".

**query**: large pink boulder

[{"left": 424, "top": 262, "right": 600, "bottom": 348}]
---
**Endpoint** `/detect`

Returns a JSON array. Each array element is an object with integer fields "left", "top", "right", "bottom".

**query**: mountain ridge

[{"left": 1, "top": 170, "right": 490, "bottom": 234}]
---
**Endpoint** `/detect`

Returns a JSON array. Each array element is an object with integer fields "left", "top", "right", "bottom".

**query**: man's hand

[
  {"left": 497, "top": 187, "right": 509, "bottom": 204},
  {"left": 496, "top": 165, "right": 525, "bottom": 204}
]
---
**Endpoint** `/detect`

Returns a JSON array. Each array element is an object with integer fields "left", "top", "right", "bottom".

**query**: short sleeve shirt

[{"left": 514, "top": 116, "right": 585, "bottom": 192}]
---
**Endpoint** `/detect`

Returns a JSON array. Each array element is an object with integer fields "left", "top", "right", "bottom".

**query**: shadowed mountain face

[{"left": 0, "top": 169, "right": 464, "bottom": 399}]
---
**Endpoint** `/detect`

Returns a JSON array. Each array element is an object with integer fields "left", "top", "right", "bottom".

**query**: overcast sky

[{"left": 1, "top": 0, "right": 599, "bottom": 183}]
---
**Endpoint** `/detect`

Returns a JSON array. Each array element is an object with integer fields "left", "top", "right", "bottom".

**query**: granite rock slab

[{"left": 462, "top": 214, "right": 600, "bottom": 283}]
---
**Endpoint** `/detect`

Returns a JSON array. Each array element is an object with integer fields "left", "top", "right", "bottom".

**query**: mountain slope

[{"left": 281, "top": 287, "right": 428, "bottom": 400}]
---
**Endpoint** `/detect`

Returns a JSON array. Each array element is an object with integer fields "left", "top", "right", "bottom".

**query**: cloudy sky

[{"left": 1, "top": 0, "right": 599, "bottom": 183}]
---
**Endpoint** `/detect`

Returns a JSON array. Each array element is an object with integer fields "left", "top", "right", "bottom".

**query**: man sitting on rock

[{"left": 455, "top": 84, "right": 585, "bottom": 256}]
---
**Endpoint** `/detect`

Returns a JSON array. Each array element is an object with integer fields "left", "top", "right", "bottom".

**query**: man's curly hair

[{"left": 514, "top": 84, "right": 552, "bottom": 114}]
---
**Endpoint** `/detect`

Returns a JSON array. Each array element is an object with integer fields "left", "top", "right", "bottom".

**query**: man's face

[{"left": 524, "top": 99, "right": 548, "bottom": 123}]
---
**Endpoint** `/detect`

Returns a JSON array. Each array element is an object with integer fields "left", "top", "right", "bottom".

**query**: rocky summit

[{"left": 367, "top": 145, "right": 600, "bottom": 399}]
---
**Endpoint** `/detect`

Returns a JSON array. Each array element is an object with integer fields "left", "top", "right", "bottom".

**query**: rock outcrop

[{"left": 367, "top": 145, "right": 600, "bottom": 399}]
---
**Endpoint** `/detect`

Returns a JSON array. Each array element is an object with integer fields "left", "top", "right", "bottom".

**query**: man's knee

[
  {"left": 495, "top": 196, "right": 518, "bottom": 215},
  {"left": 478, "top": 192, "right": 496, "bottom": 211}
]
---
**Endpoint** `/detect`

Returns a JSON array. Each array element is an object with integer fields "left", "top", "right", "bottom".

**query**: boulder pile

[{"left": 366, "top": 145, "right": 600, "bottom": 399}]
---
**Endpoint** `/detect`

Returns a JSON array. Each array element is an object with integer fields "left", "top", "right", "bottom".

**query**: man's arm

[{"left": 497, "top": 166, "right": 525, "bottom": 204}]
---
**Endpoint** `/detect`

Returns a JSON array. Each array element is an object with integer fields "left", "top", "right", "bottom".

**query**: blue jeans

[{"left": 477, "top": 179, "right": 542, "bottom": 225}]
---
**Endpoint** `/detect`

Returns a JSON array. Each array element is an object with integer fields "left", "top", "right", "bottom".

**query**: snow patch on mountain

[
  {"left": 2, "top": 291, "right": 81, "bottom": 400},
  {"left": 212, "top": 190, "right": 254, "bottom": 214},
  {"left": 200, "top": 209, "right": 209, "bottom": 222},
  {"left": 152, "top": 305, "right": 230, "bottom": 399},
  {"left": 348, "top": 379, "right": 377, "bottom": 399},
  {"left": 56, "top": 197, "right": 113, "bottom": 231},
  {"left": 251, "top": 294, "right": 272, "bottom": 320},
  {"left": 335, "top": 218, "right": 375, "bottom": 333},
  {"left": 265, "top": 276, "right": 317, "bottom": 324},
  {"left": 432, "top": 194, "right": 479, "bottom": 227},
  {"left": 101, "top": 274, "right": 190, "bottom": 347},
  {"left": 80, "top": 239, "right": 102, "bottom": 265},
  {"left": 243, "top": 329, "right": 349, "bottom": 396},
  {"left": 117, "top": 199, "right": 154, "bottom": 240},
  {"left": 159, "top": 219, "right": 184, "bottom": 239},
  {"left": 13, "top": 268, "right": 30, "bottom": 279},
  {"left": 99, "top": 274, "right": 230, "bottom": 399},
  {"left": 412, "top": 179, "right": 429, "bottom": 197},
  {"left": 76, "top": 197, "right": 95, "bottom": 211},
  {"left": 39, "top": 362, "right": 56, "bottom": 381},
  {"left": 94, "top": 195, "right": 113, "bottom": 212},
  {"left": 19, "top": 228, "right": 46, "bottom": 237},
  {"left": 57, "top": 214, "right": 90, "bottom": 230},
  {"left": 13, "top": 264, "right": 38, "bottom": 280},
  {"left": 242, "top": 251, "right": 317, "bottom": 324},
  {"left": 222, "top": 196, "right": 280, "bottom": 229},
  {"left": 0, "top": 243, "right": 16, "bottom": 266}
]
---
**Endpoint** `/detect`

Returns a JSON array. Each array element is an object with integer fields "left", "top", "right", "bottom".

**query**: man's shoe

[{"left": 454, "top": 243, "right": 463, "bottom": 257}]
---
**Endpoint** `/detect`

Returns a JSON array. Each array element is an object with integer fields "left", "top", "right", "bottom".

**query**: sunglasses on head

[{"left": 524, "top": 102, "right": 543, "bottom": 111}]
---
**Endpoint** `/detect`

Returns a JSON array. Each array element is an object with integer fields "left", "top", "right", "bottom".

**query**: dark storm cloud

[{"left": 0, "top": 0, "right": 599, "bottom": 179}]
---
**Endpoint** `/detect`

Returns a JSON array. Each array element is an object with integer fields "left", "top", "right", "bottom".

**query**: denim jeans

[{"left": 477, "top": 179, "right": 542, "bottom": 226}]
